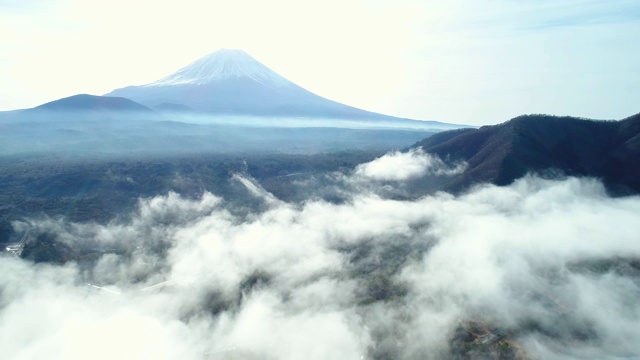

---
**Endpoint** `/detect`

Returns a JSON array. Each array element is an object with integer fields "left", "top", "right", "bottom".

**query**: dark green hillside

[{"left": 415, "top": 113, "right": 640, "bottom": 194}]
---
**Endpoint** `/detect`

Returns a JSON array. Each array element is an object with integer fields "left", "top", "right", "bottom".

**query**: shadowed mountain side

[
  {"left": 154, "top": 102, "right": 194, "bottom": 112},
  {"left": 415, "top": 113, "right": 640, "bottom": 195}
]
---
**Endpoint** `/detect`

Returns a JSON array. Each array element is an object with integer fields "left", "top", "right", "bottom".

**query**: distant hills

[
  {"left": 416, "top": 113, "right": 640, "bottom": 195},
  {"left": 0, "top": 94, "right": 160, "bottom": 126},
  {"left": 0, "top": 92, "right": 438, "bottom": 156},
  {"left": 32, "top": 94, "right": 154, "bottom": 113}
]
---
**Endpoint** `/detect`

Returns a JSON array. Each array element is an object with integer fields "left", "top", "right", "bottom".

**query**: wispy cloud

[
  {"left": 354, "top": 148, "right": 465, "bottom": 181},
  {"left": 511, "top": 0, "right": 640, "bottom": 30}
]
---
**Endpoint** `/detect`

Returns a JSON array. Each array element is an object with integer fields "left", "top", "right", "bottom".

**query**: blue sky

[{"left": 1, "top": 0, "right": 638, "bottom": 125}]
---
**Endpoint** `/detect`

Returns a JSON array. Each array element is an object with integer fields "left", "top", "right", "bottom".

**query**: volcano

[{"left": 105, "top": 49, "right": 449, "bottom": 125}]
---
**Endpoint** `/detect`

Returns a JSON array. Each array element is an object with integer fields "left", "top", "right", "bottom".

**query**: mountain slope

[
  {"left": 105, "top": 49, "right": 457, "bottom": 128},
  {"left": 32, "top": 94, "right": 155, "bottom": 113},
  {"left": 0, "top": 94, "right": 158, "bottom": 125},
  {"left": 415, "top": 113, "right": 640, "bottom": 194}
]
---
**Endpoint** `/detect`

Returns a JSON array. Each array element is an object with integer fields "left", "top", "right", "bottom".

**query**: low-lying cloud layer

[
  {"left": 1, "top": 151, "right": 639, "bottom": 359},
  {"left": 354, "top": 148, "right": 466, "bottom": 181}
]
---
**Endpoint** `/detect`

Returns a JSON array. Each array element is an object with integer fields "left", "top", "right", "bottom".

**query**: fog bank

[{"left": 1, "top": 151, "right": 639, "bottom": 359}]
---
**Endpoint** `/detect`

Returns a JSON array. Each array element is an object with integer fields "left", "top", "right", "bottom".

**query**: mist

[
  {"left": 0, "top": 109, "right": 441, "bottom": 157},
  {"left": 1, "top": 150, "right": 639, "bottom": 359},
  {"left": 155, "top": 112, "right": 460, "bottom": 131}
]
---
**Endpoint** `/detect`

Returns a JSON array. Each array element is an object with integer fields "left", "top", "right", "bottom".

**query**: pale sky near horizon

[{"left": 1, "top": 0, "right": 639, "bottom": 125}]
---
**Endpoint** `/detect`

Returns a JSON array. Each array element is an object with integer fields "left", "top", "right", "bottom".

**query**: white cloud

[
  {"left": 1, "top": 173, "right": 639, "bottom": 359},
  {"left": 354, "top": 148, "right": 465, "bottom": 181}
]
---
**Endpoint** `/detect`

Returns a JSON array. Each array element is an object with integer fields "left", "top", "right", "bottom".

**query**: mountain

[
  {"left": 105, "top": 49, "right": 457, "bottom": 128},
  {"left": 415, "top": 113, "right": 640, "bottom": 195},
  {"left": 0, "top": 94, "right": 157, "bottom": 125},
  {"left": 0, "top": 94, "right": 164, "bottom": 156},
  {"left": 32, "top": 94, "right": 155, "bottom": 113}
]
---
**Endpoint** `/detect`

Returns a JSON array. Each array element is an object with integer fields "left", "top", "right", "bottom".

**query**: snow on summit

[{"left": 148, "top": 49, "right": 292, "bottom": 87}]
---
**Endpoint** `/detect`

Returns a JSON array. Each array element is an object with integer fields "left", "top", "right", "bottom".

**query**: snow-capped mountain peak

[
  {"left": 148, "top": 49, "right": 292, "bottom": 88},
  {"left": 105, "top": 48, "right": 454, "bottom": 125}
]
